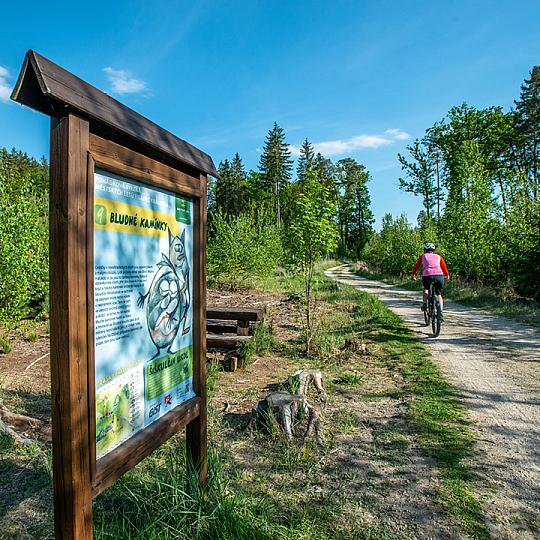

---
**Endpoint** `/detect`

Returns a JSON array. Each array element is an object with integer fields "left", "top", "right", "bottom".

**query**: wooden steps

[{"left": 205, "top": 305, "right": 265, "bottom": 371}]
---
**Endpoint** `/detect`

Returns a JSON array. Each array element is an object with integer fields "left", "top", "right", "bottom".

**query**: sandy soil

[{"left": 326, "top": 265, "right": 540, "bottom": 539}]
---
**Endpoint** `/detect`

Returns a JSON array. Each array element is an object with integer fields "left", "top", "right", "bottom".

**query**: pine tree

[
  {"left": 314, "top": 153, "right": 337, "bottom": 188},
  {"left": 259, "top": 122, "right": 293, "bottom": 227},
  {"left": 231, "top": 153, "right": 247, "bottom": 216},
  {"left": 337, "top": 158, "right": 374, "bottom": 256},
  {"left": 296, "top": 139, "right": 315, "bottom": 183},
  {"left": 216, "top": 159, "right": 232, "bottom": 217}
]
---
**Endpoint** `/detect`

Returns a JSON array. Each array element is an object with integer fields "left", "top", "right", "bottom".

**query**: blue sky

[{"left": 1, "top": 0, "right": 539, "bottom": 227}]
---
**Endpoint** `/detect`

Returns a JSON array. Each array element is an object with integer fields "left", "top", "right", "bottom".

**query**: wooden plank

[
  {"left": 186, "top": 178, "right": 208, "bottom": 485},
  {"left": 49, "top": 113, "right": 93, "bottom": 540},
  {"left": 206, "top": 306, "right": 264, "bottom": 322},
  {"left": 207, "top": 334, "right": 252, "bottom": 350},
  {"left": 206, "top": 320, "right": 238, "bottom": 334},
  {"left": 11, "top": 50, "right": 218, "bottom": 178},
  {"left": 93, "top": 398, "right": 201, "bottom": 496},
  {"left": 89, "top": 134, "right": 201, "bottom": 198}
]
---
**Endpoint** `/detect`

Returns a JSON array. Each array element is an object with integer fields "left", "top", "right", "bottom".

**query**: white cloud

[
  {"left": 288, "top": 128, "right": 411, "bottom": 158},
  {"left": 0, "top": 66, "right": 13, "bottom": 102},
  {"left": 385, "top": 128, "right": 411, "bottom": 140},
  {"left": 288, "top": 145, "right": 302, "bottom": 157},
  {"left": 103, "top": 67, "right": 146, "bottom": 95}
]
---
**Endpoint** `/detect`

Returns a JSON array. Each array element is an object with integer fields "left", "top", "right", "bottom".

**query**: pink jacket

[{"left": 411, "top": 253, "right": 449, "bottom": 277}]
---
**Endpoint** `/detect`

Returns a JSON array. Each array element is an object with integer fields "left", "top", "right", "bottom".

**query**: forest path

[{"left": 325, "top": 264, "right": 540, "bottom": 539}]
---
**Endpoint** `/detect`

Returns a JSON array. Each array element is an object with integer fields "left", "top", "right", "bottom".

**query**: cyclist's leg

[
  {"left": 433, "top": 276, "right": 445, "bottom": 319},
  {"left": 421, "top": 277, "right": 430, "bottom": 309}
]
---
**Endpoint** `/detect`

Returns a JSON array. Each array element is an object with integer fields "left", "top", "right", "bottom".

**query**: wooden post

[
  {"left": 49, "top": 113, "right": 93, "bottom": 539},
  {"left": 186, "top": 175, "right": 208, "bottom": 484},
  {"left": 237, "top": 320, "right": 250, "bottom": 336}
]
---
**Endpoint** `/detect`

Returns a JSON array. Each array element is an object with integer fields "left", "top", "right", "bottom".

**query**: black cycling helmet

[{"left": 423, "top": 242, "right": 436, "bottom": 252}]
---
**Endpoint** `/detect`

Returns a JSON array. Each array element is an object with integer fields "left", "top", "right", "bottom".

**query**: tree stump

[
  {"left": 292, "top": 369, "right": 328, "bottom": 404},
  {"left": 245, "top": 370, "right": 326, "bottom": 446}
]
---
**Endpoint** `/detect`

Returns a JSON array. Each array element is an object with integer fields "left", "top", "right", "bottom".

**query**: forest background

[{"left": 0, "top": 65, "right": 539, "bottom": 334}]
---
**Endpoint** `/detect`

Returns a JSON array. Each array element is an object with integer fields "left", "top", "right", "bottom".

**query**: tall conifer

[
  {"left": 259, "top": 122, "right": 293, "bottom": 227},
  {"left": 296, "top": 139, "right": 315, "bottom": 183}
]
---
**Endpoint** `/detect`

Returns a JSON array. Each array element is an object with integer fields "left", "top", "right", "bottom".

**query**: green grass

[
  {"left": 92, "top": 434, "right": 403, "bottom": 540},
  {"left": 0, "top": 433, "right": 53, "bottom": 538},
  {"left": 352, "top": 263, "right": 540, "bottom": 329},
  {"left": 333, "top": 371, "right": 363, "bottom": 386},
  {"left": 239, "top": 321, "right": 277, "bottom": 362},
  {"left": 0, "top": 261, "right": 489, "bottom": 539}
]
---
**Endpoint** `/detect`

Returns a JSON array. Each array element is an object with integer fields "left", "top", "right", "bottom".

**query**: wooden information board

[{"left": 11, "top": 50, "right": 217, "bottom": 540}]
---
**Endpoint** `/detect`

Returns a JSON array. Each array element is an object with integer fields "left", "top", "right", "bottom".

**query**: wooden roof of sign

[{"left": 11, "top": 50, "right": 218, "bottom": 177}]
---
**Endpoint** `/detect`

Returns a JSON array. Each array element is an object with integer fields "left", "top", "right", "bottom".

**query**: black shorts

[{"left": 422, "top": 275, "right": 445, "bottom": 294}]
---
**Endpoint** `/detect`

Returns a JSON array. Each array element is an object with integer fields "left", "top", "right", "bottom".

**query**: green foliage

[
  {"left": 214, "top": 154, "right": 248, "bottom": 219},
  {"left": 440, "top": 140, "right": 496, "bottom": 281},
  {"left": 334, "top": 371, "right": 363, "bottom": 386},
  {"left": 285, "top": 168, "right": 338, "bottom": 355},
  {"left": 0, "top": 333, "right": 12, "bottom": 354},
  {"left": 286, "top": 168, "right": 338, "bottom": 272},
  {"left": 0, "top": 149, "right": 49, "bottom": 323},
  {"left": 362, "top": 214, "right": 423, "bottom": 276},
  {"left": 239, "top": 321, "right": 276, "bottom": 361},
  {"left": 208, "top": 124, "right": 375, "bottom": 271},
  {"left": 335, "top": 158, "right": 375, "bottom": 257},
  {"left": 503, "top": 204, "right": 540, "bottom": 299},
  {"left": 207, "top": 212, "right": 282, "bottom": 287},
  {"left": 364, "top": 65, "right": 540, "bottom": 302},
  {"left": 26, "top": 330, "right": 39, "bottom": 343},
  {"left": 296, "top": 138, "right": 316, "bottom": 184},
  {"left": 398, "top": 139, "right": 440, "bottom": 219}
]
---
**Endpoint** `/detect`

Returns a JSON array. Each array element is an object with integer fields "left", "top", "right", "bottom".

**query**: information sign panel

[{"left": 93, "top": 170, "right": 195, "bottom": 458}]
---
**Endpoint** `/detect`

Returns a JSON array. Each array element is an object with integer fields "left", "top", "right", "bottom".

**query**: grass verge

[{"left": 315, "top": 267, "right": 490, "bottom": 539}]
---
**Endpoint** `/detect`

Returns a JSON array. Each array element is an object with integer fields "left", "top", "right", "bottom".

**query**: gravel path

[{"left": 326, "top": 265, "right": 540, "bottom": 539}]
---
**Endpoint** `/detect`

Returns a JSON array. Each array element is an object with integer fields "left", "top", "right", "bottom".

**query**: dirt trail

[{"left": 326, "top": 265, "right": 540, "bottom": 539}]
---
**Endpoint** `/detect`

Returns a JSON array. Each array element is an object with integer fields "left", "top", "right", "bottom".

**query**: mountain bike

[{"left": 424, "top": 281, "right": 442, "bottom": 337}]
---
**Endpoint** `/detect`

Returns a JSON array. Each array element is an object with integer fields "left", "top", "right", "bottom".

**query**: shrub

[
  {"left": 362, "top": 213, "right": 423, "bottom": 276},
  {"left": 0, "top": 149, "right": 49, "bottom": 323},
  {"left": 207, "top": 212, "right": 282, "bottom": 286}
]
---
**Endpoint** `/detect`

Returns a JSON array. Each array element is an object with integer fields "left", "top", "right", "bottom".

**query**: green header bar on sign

[{"left": 175, "top": 196, "right": 191, "bottom": 224}]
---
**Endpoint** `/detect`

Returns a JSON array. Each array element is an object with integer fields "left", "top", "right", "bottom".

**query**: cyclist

[{"left": 411, "top": 242, "right": 450, "bottom": 319}]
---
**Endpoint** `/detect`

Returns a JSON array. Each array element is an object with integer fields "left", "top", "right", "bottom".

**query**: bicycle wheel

[
  {"left": 432, "top": 295, "right": 442, "bottom": 337},
  {"left": 424, "top": 283, "right": 434, "bottom": 327}
]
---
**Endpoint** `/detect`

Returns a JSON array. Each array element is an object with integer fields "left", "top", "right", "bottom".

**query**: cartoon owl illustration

[{"left": 138, "top": 228, "right": 190, "bottom": 359}]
